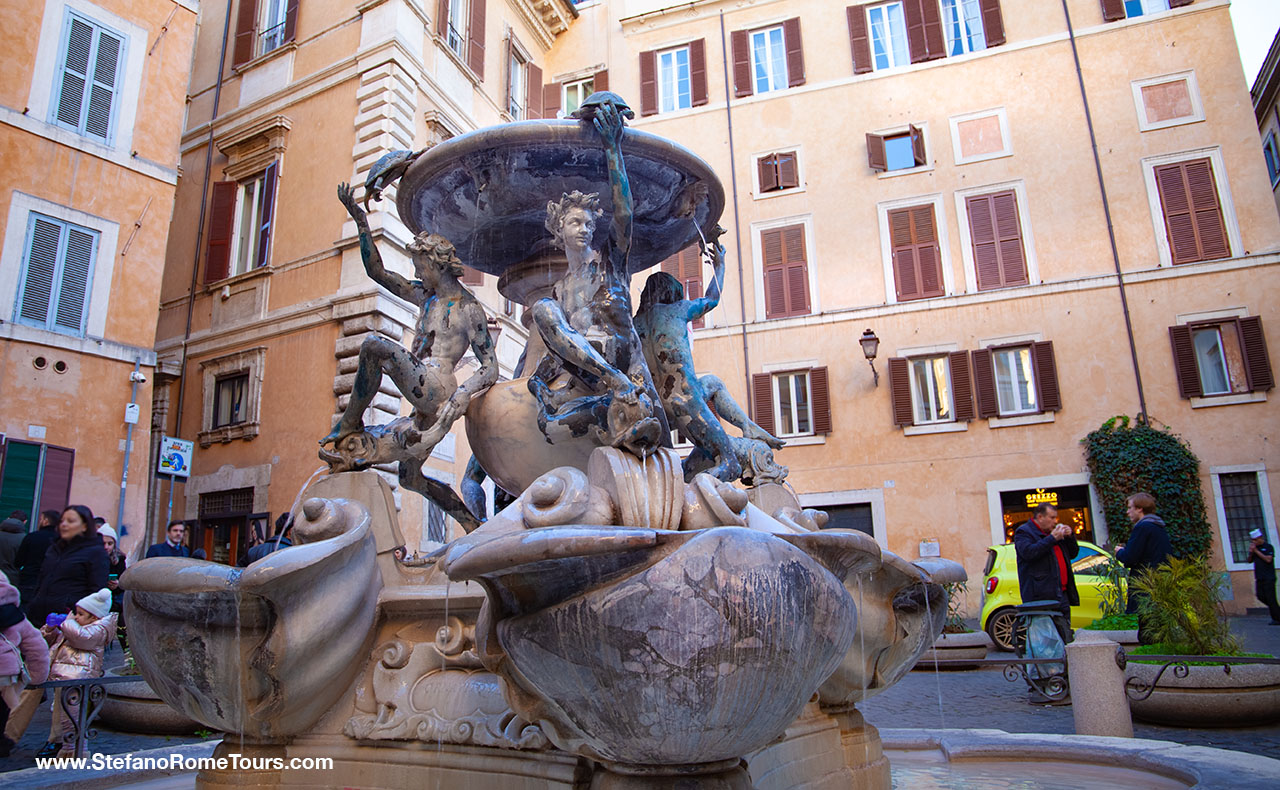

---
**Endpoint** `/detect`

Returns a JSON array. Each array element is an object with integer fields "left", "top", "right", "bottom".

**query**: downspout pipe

[
  {"left": 719, "top": 10, "right": 753, "bottom": 414},
  {"left": 1061, "top": 0, "right": 1149, "bottom": 423}
]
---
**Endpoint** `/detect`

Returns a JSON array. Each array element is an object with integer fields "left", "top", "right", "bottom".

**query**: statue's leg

[
  {"left": 531, "top": 298, "right": 634, "bottom": 394},
  {"left": 678, "top": 393, "right": 742, "bottom": 483},
  {"left": 398, "top": 460, "right": 481, "bottom": 534},
  {"left": 702, "top": 374, "right": 785, "bottom": 449},
  {"left": 461, "top": 455, "right": 489, "bottom": 522},
  {"left": 323, "top": 335, "right": 402, "bottom": 443}
]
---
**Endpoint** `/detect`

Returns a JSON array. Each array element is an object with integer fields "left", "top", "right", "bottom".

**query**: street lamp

[{"left": 859, "top": 328, "right": 880, "bottom": 386}]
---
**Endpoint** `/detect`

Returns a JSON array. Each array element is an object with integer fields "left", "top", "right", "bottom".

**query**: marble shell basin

[{"left": 443, "top": 524, "right": 863, "bottom": 768}]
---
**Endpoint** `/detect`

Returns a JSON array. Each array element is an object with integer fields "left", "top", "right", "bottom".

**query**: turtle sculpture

[
  {"left": 362, "top": 146, "right": 432, "bottom": 210},
  {"left": 568, "top": 91, "right": 636, "bottom": 123}
]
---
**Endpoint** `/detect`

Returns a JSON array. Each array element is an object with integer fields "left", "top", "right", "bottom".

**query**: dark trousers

[
  {"left": 1126, "top": 591, "right": 1156, "bottom": 645},
  {"left": 1257, "top": 577, "right": 1280, "bottom": 622}
]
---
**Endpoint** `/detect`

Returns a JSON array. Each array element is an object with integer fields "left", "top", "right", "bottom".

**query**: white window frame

[
  {"left": 657, "top": 45, "right": 691, "bottom": 114},
  {"left": 953, "top": 179, "right": 1040, "bottom": 293},
  {"left": 507, "top": 38, "right": 528, "bottom": 120},
  {"left": 749, "top": 25, "right": 787, "bottom": 95},
  {"left": 866, "top": 2, "right": 910, "bottom": 72},
  {"left": 771, "top": 370, "right": 814, "bottom": 439},
  {"left": 561, "top": 77, "right": 595, "bottom": 119},
  {"left": 798, "top": 488, "right": 888, "bottom": 549},
  {"left": 749, "top": 214, "right": 820, "bottom": 323},
  {"left": 1124, "top": 0, "right": 1171, "bottom": 19},
  {"left": 445, "top": 0, "right": 468, "bottom": 58},
  {"left": 229, "top": 171, "right": 273, "bottom": 277},
  {"left": 872, "top": 122, "right": 933, "bottom": 179},
  {"left": 876, "top": 193, "right": 955, "bottom": 303},
  {"left": 1131, "top": 70, "right": 1204, "bottom": 132},
  {"left": 1140, "top": 147, "right": 1241, "bottom": 268},
  {"left": 896, "top": 342, "right": 969, "bottom": 436},
  {"left": 986, "top": 473, "right": 1109, "bottom": 548},
  {"left": 941, "top": 0, "right": 986, "bottom": 56},
  {"left": 0, "top": 192, "right": 118, "bottom": 342},
  {"left": 1210, "top": 464, "right": 1277, "bottom": 572},
  {"left": 751, "top": 145, "right": 805, "bottom": 200},
  {"left": 949, "top": 107, "right": 1012, "bottom": 165},
  {"left": 259, "top": 0, "right": 290, "bottom": 57},
  {"left": 199, "top": 347, "right": 266, "bottom": 447},
  {"left": 977, "top": 332, "right": 1054, "bottom": 428},
  {"left": 990, "top": 345, "right": 1038, "bottom": 417},
  {"left": 28, "top": 0, "right": 145, "bottom": 155},
  {"left": 908, "top": 355, "right": 956, "bottom": 425},
  {"left": 1173, "top": 306, "right": 1267, "bottom": 408}
]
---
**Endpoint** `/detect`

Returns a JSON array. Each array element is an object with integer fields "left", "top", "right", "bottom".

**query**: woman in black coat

[{"left": 24, "top": 505, "right": 109, "bottom": 626}]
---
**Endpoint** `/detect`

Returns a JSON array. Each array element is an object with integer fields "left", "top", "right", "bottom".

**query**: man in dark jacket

[
  {"left": 244, "top": 514, "right": 293, "bottom": 564},
  {"left": 1246, "top": 528, "right": 1280, "bottom": 624},
  {"left": 0, "top": 512, "right": 26, "bottom": 585},
  {"left": 1014, "top": 503, "right": 1079, "bottom": 617},
  {"left": 145, "top": 520, "right": 191, "bottom": 558},
  {"left": 14, "top": 511, "right": 58, "bottom": 604},
  {"left": 1116, "top": 491, "right": 1172, "bottom": 644}
]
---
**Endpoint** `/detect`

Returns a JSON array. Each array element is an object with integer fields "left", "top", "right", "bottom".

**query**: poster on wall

[{"left": 157, "top": 436, "right": 194, "bottom": 478}]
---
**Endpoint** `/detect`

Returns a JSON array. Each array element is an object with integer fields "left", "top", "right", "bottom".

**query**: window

[
  {"left": 760, "top": 224, "right": 810, "bottom": 319},
  {"left": 1132, "top": 72, "right": 1203, "bottom": 131},
  {"left": 732, "top": 19, "right": 803, "bottom": 97},
  {"left": 942, "top": 0, "right": 986, "bottom": 55},
  {"left": 867, "top": 125, "right": 926, "bottom": 173},
  {"left": 751, "top": 368, "right": 831, "bottom": 438},
  {"left": 200, "top": 347, "right": 266, "bottom": 446},
  {"left": 868, "top": 3, "right": 909, "bottom": 71},
  {"left": 259, "top": 0, "right": 289, "bottom": 55},
  {"left": 757, "top": 151, "right": 800, "bottom": 194},
  {"left": 848, "top": 1, "right": 1003, "bottom": 73},
  {"left": 562, "top": 78, "right": 593, "bottom": 117},
  {"left": 0, "top": 440, "right": 74, "bottom": 521},
  {"left": 16, "top": 212, "right": 97, "bottom": 336},
  {"left": 234, "top": 0, "right": 299, "bottom": 66},
  {"left": 950, "top": 108, "right": 1011, "bottom": 164},
  {"left": 659, "top": 47, "right": 691, "bottom": 113},
  {"left": 823, "top": 503, "right": 874, "bottom": 535},
  {"left": 1211, "top": 467, "right": 1275, "bottom": 570},
  {"left": 964, "top": 189, "right": 1028, "bottom": 289},
  {"left": 432, "top": 0, "right": 485, "bottom": 78},
  {"left": 912, "top": 357, "right": 953, "bottom": 422},
  {"left": 1264, "top": 132, "right": 1280, "bottom": 188},
  {"left": 971, "top": 341, "right": 1061, "bottom": 419},
  {"left": 639, "top": 42, "right": 706, "bottom": 116},
  {"left": 445, "top": 0, "right": 468, "bottom": 57},
  {"left": 888, "top": 351, "right": 974, "bottom": 428},
  {"left": 52, "top": 12, "right": 124, "bottom": 144},
  {"left": 659, "top": 244, "right": 705, "bottom": 328},
  {"left": 213, "top": 373, "right": 249, "bottom": 428},
  {"left": 1102, "top": 0, "right": 1177, "bottom": 21},
  {"left": 1169, "top": 317, "right": 1273, "bottom": 400},
  {"left": 205, "top": 163, "right": 278, "bottom": 282},
  {"left": 507, "top": 49, "right": 526, "bottom": 118},
  {"left": 886, "top": 204, "right": 943, "bottom": 301},
  {"left": 1153, "top": 158, "right": 1229, "bottom": 264}
]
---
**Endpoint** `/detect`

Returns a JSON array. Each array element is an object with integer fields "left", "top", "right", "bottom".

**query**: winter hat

[
  {"left": 1250, "top": 529, "right": 1265, "bottom": 540},
  {"left": 0, "top": 577, "right": 19, "bottom": 607},
  {"left": 76, "top": 588, "right": 112, "bottom": 619},
  {"left": 98, "top": 523, "right": 117, "bottom": 542}
]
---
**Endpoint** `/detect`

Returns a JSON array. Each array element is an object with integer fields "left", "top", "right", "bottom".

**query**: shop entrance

[{"left": 999, "top": 484, "right": 1096, "bottom": 544}]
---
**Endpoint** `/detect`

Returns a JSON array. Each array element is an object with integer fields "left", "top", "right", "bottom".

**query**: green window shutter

[{"left": 0, "top": 442, "right": 42, "bottom": 524}]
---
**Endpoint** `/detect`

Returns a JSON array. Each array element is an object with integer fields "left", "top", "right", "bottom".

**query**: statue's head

[
  {"left": 545, "top": 191, "right": 602, "bottom": 253},
  {"left": 408, "top": 232, "right": 464, "bottom": 280},
  {"left": 638, "top": 272, "right": 684, "bottom": 311}
]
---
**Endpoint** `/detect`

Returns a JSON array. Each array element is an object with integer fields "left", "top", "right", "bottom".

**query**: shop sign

[
  {"left": 158, "top": 435, "right": 194, "bottom": 478},
  {"left": 1025, "top": 488, "right": 1058, "bottom": 507}
]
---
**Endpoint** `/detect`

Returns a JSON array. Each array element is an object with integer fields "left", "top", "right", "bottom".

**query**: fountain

[{"left": 117, "top": 95, "right": 1269, "bottom": 790}]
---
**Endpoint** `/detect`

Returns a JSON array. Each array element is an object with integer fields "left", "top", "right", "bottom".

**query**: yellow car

[{"left": 979, "top": 540, "right": 1124, "bottom": 652}]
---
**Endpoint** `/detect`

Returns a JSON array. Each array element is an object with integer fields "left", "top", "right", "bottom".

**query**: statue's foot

[
  {"left": 318, "top": 430, "right": 379, "bottom": 473},
  {"left": 320, "top": 421, "right": 365, "bottom": 447},
  {"left": 744, "top": 425, "right": 786, "bottom": 450}
]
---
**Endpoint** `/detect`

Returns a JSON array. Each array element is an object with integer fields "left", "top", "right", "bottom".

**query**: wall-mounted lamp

[{"left": 859, "top": 328, "right": 880, "bottom": 386}]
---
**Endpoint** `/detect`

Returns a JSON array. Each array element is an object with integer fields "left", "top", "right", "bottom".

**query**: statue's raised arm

[
  {"left": 338, "top": 182, "right": 418, "bottom": 303},
  {"left": 686, "top": 224, "right": 727, "bottom": 324}
]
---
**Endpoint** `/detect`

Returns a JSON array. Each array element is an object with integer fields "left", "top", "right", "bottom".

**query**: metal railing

[
  {"left": 30, "top": 675, "right": 139, "bottom": 758},
  {"left": 1113, "top": 651, "right": 1280, "bottom": 701}
]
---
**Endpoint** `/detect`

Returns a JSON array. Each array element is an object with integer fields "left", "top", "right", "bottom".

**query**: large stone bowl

[{"left": 1126, "top": 661, "right": 1280, "bottom": 726}]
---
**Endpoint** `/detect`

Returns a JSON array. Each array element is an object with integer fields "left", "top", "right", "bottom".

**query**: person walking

[
  {"left": 14, "top": 511, "right": 59, "bottom": 605},
  {"left": 0, "top": 577, "right": 49, "bottom": 757},
  {"left": 24, "top": 506, "right": 109, "bottom": 627},
  {"left": 1246, "top": 528, "right": 1280, "bottom": 625},
  {"left": 145, "top": 521, "right": 191, "bottom": 559},
  {"left": 1116, "top": 492, "right": 1173, "bottom": 644}
]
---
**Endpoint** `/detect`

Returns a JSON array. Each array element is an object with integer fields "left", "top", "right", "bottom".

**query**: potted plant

[
  {"left": 1079, "top": 556, "right": 1138, "bottom": 645},
  {"left": 1123, "top": 555, "right": 1280, "bottom": 726},
  {"left": 916, "top": 581, "right": 991, "bottom": 669}
]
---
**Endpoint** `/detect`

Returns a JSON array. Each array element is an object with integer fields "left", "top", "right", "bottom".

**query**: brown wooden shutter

[
  {"left": 37, "top": 445, "right": 74, "bottom": 516},
  {"left": 971, "top": 348, "right": 998, "bottom": 418},
  {"left": 526, "top": 62, "right": 543, "bottom": 119},
  {"left": 503, "top": 36, "right": 514, "bottom": 113},
  {"left": 690, "top": 38, "right": 709, "bottom": 106},
  {"left": 762, "top": 228, "right": 787, "bottom": 318},
  {"left": 966, "top": 191, "right": 1027, "bottom": 290},
  {"left": 887, "top": 357, "right": 914, "bottom": 427},
  {"left": 950, "top": 351, "right": 975, "bottom": 421},
  {"left": 979, "top": 0, "right": 1006, "bottom": 46},
  {"left": 639, "top": 50, "right": 658, "bottom": 116},
  {"left": 283, "top": 0, "right": 299, "bottom": 43},
  {"left": 1168, "top": 324, "right": 1203, "bottom": 399},
  {"left": 1239, "top": 316, "right": 1274, "bottom": 391},
  {"left": 778, "top": 152, "right": 798, "bottom": 189},
  {"left": 905, "top": 0, "right": 927, "bottom": 63},
  {"left": 255, "top": 161, "right": 277, "bottom": 269},
  {"left": 889, "top": 208, "right": 920, "bottom": 300},
  {"left": 1031, "top": 341, "right": 1061, "bottom": 412},
  {"left": 234, "top": 0, "right": 259, "bottom": 66},
  {"left": 460, "top": 266, "right": 483, "bottom": 285},
  {"left": 921, "top": 0, "right": 945, "bottom": 59},
  {"left": 205, "top": 181, "right": 237, "bottom": 283},
  {"left": 759, "top": 154, "right": 779, "bottom": 193},
  {"left": 731, "top": 29, "right": 752, "bottom": 97},
  {"left": 782, "top": 224, "right": 810, "bottom": 316},
  {"left": 910, "top": 123, "right": 926, "bottom": 166},
  {"left": 1155, "top": 159, "right": 1229, "bottom": 265},
  {"left": 783, "top": 17, "right": 805, "bottom": 87},
  {"left": 543, "top": 82, "right": 562, "bottom": 117},
  {"left": 1100, "top": 0, "right": 1126, "bottom": 22},
  {"left": 594, "top": 69, "right": 608, "bottom": 91},
  {"left": 467, "top": 0, "right": 485, "bottom": 79},
  {"left": 752, "top": 373, "right": 775, "bottom": 434},
  {"left": 867, "top": 133, "right": 886, "bottom": 172},
  {"left": 847, "top": 5, "right": 872, "bottom": 74},
  {"left": 810, "top": 366, "right": 831, "bottom": 434},
  {"left": 1168, "top": 0, "right": 1193, "bottom": 7},
  {"left": 889, "top": 205, "right": 943, "bottom": 302},
  {"left": 436, "top": 0, "right": 449, "bottom": 36}
]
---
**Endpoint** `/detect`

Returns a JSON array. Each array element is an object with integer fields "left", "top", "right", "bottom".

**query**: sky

[{"left": 1230, "top": 0, "right": 1279, "bottom": 89}]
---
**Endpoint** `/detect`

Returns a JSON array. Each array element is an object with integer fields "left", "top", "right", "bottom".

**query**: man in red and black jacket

[{"left": 1014, "top": 503, "right": 1079, "bottom": 618}]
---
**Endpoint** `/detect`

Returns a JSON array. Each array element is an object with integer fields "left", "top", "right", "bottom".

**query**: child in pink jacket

[
  {"left": 0, "top": 577, "right": 49, "bottom": 756},
  {"left": 43, "top": 588, "right": 116, "bottom": 757}
]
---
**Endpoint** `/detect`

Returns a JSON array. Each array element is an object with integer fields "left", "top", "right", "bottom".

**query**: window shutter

[
  {"left": 19, "top": 217, "right": 61, "bottom": 326},
  {"left": 778, "top": 152, "right": 799, "bottom": 189},
  {"left": 904, "top": 0, "right": 927, "bottom": 63},
  {"left": 526, "top": 62, "right": 543, "bottom": 119},
  {"left": 887, "top": 357, "right": 914, "bottom": 427},
  {"left": 751, "top": 373, "right": 775, "bottom": 435},
  {"left": 205, "top": 180, "right": 237, "bottom": 283},
  {"left": 234, "top": 0, "right": 259, "bottom": 66},
  {"left": 759, "top": 154, "right": 779, "bottom": 193},
  {"left": 1031, "top": 341, "right": 1061, "bottom": 412},
  {"left": 55, "top": 18, "right": 93, "bottom": 130},
  {"left": 37, "top": 445, "right": 74, "bottom": 516},
  {"left": 783, "top": 17, "right": 805, "bottom": 87},
  {"left": 847, "top": 5, "right": 872, "bottom": 74},
  {"left": 283, "top": 0, "right": 299, "bottom": 44},
  {"left": 467, "top": 0, "right": 486, "bottom": 79},
  {"left": 1155, "top": 159, "right": 1228, "bottom": 265},
  {"left": 1168, "top": 0, "right": 1193, "bottom": 7},
  {"left": 83, "top": 28, "right": 122, "bottom": 141},
  {"left": 921, "top": 0, "right": 945, "bottom": 59},
  {"left": 689, "top": 39, "right": 709, "bottom": 106},
  {"left": 971, "top": 348, "right": 998, "bottom": 418},
  {"left": 913, "top": 206, "right": 943, "bottom": 298},
  {"left": 966, "top": 191, "right": 1026, "bottom": 290},
  {"left": 731, "top": 29, "right": 752, "bottom": 97},
  {"left": 543, "top": 82, "right": 562, "bottom": 118},
  {"left": 866, "top": 133, "right": 886, "bottom": 172},
  {"left": 54, "top": 226, "right": 94, "bottom": 333},
  {"left": 639, "top": 50, "right": 657, "bottom": 116},
  {"left": 461, "top": 267, "right": 484, "bottom": 285},
  {"left": 909, "top": 123, "right": 926, "bottom": 166},
  {"left": 1239, "top": 316, "right": 1274, "bottom": 392},
  {"left": 1167, "top": 324, "right": 1202, "bottom": 399},
  {"left": 594, "top": 69, "right": 608, "bottom": 91},
  {"left": 978, "top": 0, "right": 1006, "bottom": 46},
  {"left": 890, "top": 205, "right": 943, "bottom": 302},
  {"left": 761, "top": 228, "right": 787, "bottom": 319},
  {"left": 503, "top": 36, "right": 513, "bottom": 112},
  {"left": 889, "top": 208, "right": 920, "bottom": 301},
  {"left": 255, "top": 161, "right": 277, "bottom": 269},
  {"left": 782, "top": 224, "right": 809, "bottom": 316},
  {"left": 810, "top": 366, "right": 831, "bottom": 434},
  {"left": 1100, "top": 0, "right": 1126, "bottom": 22},
  {"left": 436, "top": 0, "right": 449, "bottom": 37},
  {"left": 950, "top": 351, "right": 975, "bottom": 421}
]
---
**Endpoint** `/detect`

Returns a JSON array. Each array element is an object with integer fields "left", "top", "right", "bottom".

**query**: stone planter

[
  {"left": 1126, "top": 660, "right": 1280, "bottom": 726},
  {"left": 98, "top": 672, "right": 203, "bottom": 735},
  {"left": 915, "top": 631, "right": 992, "bottom": 669}
]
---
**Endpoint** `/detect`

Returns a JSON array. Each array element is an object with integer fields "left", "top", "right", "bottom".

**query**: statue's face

[
  {"left": 413, "top": 242, "right": 457, "bottom": 284},
  {"left": 560, "top": 208, "right": 595, "bottom": 252}
]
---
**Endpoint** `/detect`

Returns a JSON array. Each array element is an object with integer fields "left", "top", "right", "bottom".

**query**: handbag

[{"left": 0, "top": 633, "right": 32, "bottom": 685}]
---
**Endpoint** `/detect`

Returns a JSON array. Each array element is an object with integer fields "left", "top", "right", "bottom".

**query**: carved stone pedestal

[
  {"left": 824, "top": 706, "right": 890, "bottom": 790},
  {"left": 590, "top": 759, "right": 753, "bottom": 790}
]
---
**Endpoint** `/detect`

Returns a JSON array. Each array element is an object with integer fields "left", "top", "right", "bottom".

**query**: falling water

[
  {"left": 922, "top": 588, "right": 947, "bottom": 729},
  {"left": 856, "top": 575, "right": 869, "bottom": 768}
]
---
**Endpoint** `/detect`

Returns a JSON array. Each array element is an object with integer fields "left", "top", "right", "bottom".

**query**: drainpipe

[
  {"left": 718, "top": 10, "right": 753, "bottom": 414},
  {"left": 167, "top": 0, "right": 235, "bottom": 541},
  {"left": 1061, "top": 0, "right": 1149, "bottom": 424}
]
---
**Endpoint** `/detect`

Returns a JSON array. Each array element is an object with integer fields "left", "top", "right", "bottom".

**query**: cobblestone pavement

[{"left": 861, "top": 615, "right": 1280, "bottom": 759}]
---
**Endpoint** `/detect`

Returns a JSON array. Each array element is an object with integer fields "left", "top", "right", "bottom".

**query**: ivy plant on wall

[{"left": 1083, "top": 415, "right": 1212, "bottom": 558}]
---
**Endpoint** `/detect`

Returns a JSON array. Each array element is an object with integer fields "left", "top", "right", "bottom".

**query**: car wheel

[{"left": 986, "top": 607, "right": 1023, "bottom": 652}]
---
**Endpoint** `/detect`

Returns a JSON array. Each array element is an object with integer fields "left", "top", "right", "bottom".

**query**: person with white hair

[{"left": 1246, "top": 528, "right": 1280, "bottom": 625}]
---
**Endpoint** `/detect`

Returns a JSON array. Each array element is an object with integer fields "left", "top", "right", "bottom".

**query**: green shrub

[
  {"left": 1130, "top": 555, "right": 1240, "bottom": 656},
  {"left": 1083, "top": 613, "right": 1139, "bottom": 631},
  {"left": 941, "top": 581, "right": 972, "bottom": 634}
]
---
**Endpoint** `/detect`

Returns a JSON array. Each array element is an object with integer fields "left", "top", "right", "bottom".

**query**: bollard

[{"left": 1066, "top": 630, "right": 1133, "bottom": 737}]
